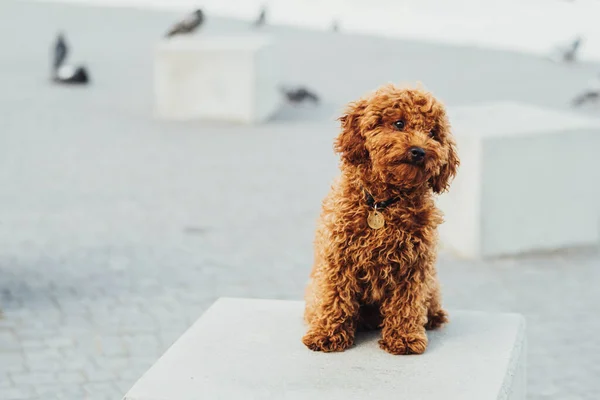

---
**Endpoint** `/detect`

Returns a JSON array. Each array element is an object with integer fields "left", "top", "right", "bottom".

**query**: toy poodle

[{"left": 302, "top": 84, "right": 459, "bottom": 355}]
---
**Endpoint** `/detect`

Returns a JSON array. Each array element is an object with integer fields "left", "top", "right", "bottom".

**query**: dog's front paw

[
  {"left": 425, "top": 309, "right": 448, "bottom": 330},
  {"left": 302, "top": 329, "right": 354, "bottom": 352},
  {"left": 379, "top": 330, "right": 428, "bottom": 355}
]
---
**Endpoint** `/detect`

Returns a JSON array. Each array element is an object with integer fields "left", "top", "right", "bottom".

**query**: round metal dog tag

[{"left": 367, "top": 211, "right": 385, "bottom": 229}]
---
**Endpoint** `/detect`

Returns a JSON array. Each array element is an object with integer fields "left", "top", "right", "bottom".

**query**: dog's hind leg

[{"left": 424, "top": 278, "right": 448, "bottom": 330}]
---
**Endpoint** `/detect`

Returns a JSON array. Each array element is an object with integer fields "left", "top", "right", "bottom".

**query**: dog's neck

[
  {"left": 347, "top": 168, "right": 429, "bottom": 203},
  {"left": 359, "top": 181, "right": 423, "bottom": 202}
]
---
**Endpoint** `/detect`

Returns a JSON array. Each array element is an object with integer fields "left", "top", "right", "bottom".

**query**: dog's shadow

[{"left": 353, "top": 330, "right": 381, "bottom": 348}]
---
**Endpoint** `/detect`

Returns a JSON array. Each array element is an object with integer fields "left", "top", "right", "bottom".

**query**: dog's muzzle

[{"left": 408, "top": 147, "right": 426, "bottom": 164}]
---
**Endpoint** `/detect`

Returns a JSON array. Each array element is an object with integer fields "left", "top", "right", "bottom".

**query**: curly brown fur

[{"left": 302, "top": 84, "right": 459, "bottom": 355}]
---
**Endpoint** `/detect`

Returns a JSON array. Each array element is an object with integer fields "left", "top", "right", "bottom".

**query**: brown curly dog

[{"left": 302, "top": 84, "right": 459, "bottom": 355}]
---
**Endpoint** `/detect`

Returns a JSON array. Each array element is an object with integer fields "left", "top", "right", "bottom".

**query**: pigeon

[
  {"left": 53, "top": 33, "right": 67, "bottom": 71},
  {"left": 254, "top": 6, "right": 267, "bottom": 27},
  {"left": 572, "top": 90, "right": 599, "bottom": 106},
  {"left": 331, "top": 19, "right": 340, "bottom": 32},
  {"left": 572, "top": 74, "right": 600, "bottom": 107},
  {"left": 51, "top": 32, "right": 90, "bottom": 85},
  {"left": 54, "top": 65, "right": 90, "bottom": 84},
  {"left": 563, "top": 36, "right": 583, "bottom": 62},
  {"left": 281, "top": 86, "right": 320, "bottom": 105},
  {"left": 166, "top": 9, "right": 204, "bottom": 38},
  {"left": 549, "top": 35, "right": 584, "bottom": 63}
]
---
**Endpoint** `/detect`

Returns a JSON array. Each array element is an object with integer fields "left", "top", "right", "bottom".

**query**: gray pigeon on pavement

[
  {"left": 53, "top": 32, "right": 67, "bottom": 71},
  {"left": 563, "top": 36, "right": 583, "bottom": 62},
  {"left": 166, "top": 9, "right": 204, "bottom": 37},
  {"left": 572, "top": 74, "right": 600, "bottom": 106},
  {"left": 281, "top": 86, "right": 320, "bottom": 105},
  {"left": 51, "top": 32, "right": 90, "bottom": 85},
  {"left": 331, "top": 19, "right": 340, "bottom": 32},
  {"left": 254, "top": 6, "right": 267, "bottom": 27}
]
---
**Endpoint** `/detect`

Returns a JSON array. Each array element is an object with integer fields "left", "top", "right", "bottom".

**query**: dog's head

[{"left": 334, "top": 85, "right": 459, "bottom": 193}]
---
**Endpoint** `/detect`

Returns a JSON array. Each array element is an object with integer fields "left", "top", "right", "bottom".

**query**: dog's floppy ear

[
  {"left": 334, "top": 100, "right": 369, "bottom": 165},
  {"left": 430, "top": 132, "right": 459, "bottom": 194}
]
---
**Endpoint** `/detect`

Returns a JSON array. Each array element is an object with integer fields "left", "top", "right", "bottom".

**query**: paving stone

[
  {"left": 0, "top": 374, "right": 13, "bottom": 388},
  {"left": 0, "top": 353, "right": 27, "bottom": 373},
  {"left": 20, "top": 340, "right": 46, "bottom": 350},
  {"left": 33, "top": 384, "right": 62, "bottom": 397},
  {"left": 0, "top": 387, "right": 36, "bottom": 400},
  {"left": 96, "top": 336, "right": 128, "bottom": 357},
  {"left": 22, "top": 348, "right": 61, "bottom": 359},
  {"left": 92, "top": 357, "right": 129, "bottom": 371},
  {"left": 114, "top": 380, "right": 136, "bottom": 395},
  {"left": 83, "top": 382, "right": 124, "bottom": 398},
  {"left": 44, "top": 338, "right": 74, "bottom": 349},
  {"left": 57, "top": 371, "right": 87, "bottom": 384},
  {"left": 82, "top": 367, "right": 116, "bottom": 383},
  {"left": 26, "top": 359, "right": 64, "bottom": 373},
  {"left": 9, "top": 372, "right": 57, "bottom": 386},
  {"left": 54, "top": 387, "right": 87, "bottom": 400},
  {"left": 0, "top": 331, "right": 21, "bottom": 352}
]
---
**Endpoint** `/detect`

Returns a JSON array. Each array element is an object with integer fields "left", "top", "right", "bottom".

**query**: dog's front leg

[
  {"left": 379, "top": 270, "right": 428, "bottom": 355},
  {"left": 302, "top": 276, "right": 359, "bottom": 352}
]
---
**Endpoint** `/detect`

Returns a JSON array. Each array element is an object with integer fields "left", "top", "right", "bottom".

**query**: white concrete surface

[
  {"left": 124, "top": 298, "right": 526, "bottom": 400},
  {"left": 439, "top": 102, "right": 600, "bottom": 258},
  {"left": 154, "top": 35, "right": 280, "bottom": 123}
]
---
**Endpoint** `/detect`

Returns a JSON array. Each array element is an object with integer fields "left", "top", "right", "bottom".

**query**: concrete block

[
  {"left": 124, "top": 298, "right": 526, "bottom": 400},
  {"left": 154, "top": 35, "right": 280, "bottom": 123},
  {"left": 439, "top": 102, "right": 600, "bottom": 258}
]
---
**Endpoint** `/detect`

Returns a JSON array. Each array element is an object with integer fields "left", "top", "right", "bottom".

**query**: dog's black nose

[{"left": 409, "top": 147, "right": 426, "bottom": 162}]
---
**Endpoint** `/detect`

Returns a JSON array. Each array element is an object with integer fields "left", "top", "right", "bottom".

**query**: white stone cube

[
  {"left": 124, "top": 297, "right": 526, "bottom": 400},
  {"left": 439, "top": 102, "right": 600, "bottom": 258},
  {"left": 154, "top": 35, "right": 280, "bottom": 123}
]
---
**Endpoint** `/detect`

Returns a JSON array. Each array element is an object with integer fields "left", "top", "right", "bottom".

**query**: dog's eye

[
  {"left": 429, "top": 129, "right": 436, "bottom": 138},
  {"left": 393, "top": 120, "right": 405, "bottom": 131}
]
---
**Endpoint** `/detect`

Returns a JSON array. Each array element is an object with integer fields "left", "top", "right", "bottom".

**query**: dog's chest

[
  {"left": 347, "top": 215, "right": 428, "bottom": 302},
  {"left": 343, "top": 211, "right": 427, "bottom": 263}
]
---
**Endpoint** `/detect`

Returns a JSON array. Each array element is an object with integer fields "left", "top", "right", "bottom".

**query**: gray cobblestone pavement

[{"left": 1, "top": 1, "right": 600, "bottom": 399}]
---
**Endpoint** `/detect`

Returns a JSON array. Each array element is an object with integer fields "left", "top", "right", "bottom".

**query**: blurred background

[{"left": 1, "top": 0, "right": 599, "bottom": 399}]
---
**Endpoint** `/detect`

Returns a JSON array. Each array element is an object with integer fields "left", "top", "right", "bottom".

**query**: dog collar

[{"left": 362, "top": 187, "right": 400, "bottom": 210}]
